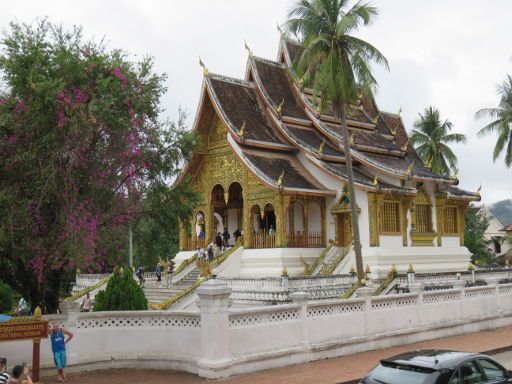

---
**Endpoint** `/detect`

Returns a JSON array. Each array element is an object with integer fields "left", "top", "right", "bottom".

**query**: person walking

[
  {"left": 215, "top": 232, "right": 223, "bottom": 249},
  {"left": 80, "top": 293, "right": 92, "bottom": 312},
  {"left": 155, "top": 263, "right": 162, "bottom": 284},
  {"left": 0, "top": 358, "right": 9, "bottom": 384},
  {"left": 49, "top": 322, "right": 73, "bottom": 382},
  {"left": 207, "top": 242, "right": 215, "bottom": 262}
]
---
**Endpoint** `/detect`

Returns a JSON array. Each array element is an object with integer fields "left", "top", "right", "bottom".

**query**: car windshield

[{"left": 370, "top": 363, "right": 437, "bottom": 384}]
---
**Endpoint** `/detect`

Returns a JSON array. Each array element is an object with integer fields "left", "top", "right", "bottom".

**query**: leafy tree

[
  {"left": 0, "top": 20, "right": 197, "bottom": 312},
  {"left": 0, "top": 281, "right": 14, "bottom": 313},
  {"left": 464, "top": 206, "right": 494, "bottom": 265},
  {"left": 94, "top": 266, "right": 147, "bottom": 311},
  {"left": 475, "top": 75, "right": 512, "bottom": 167},
  {"left": 285, "top": 0, "right": 388, "bottom": 282},
  {"left": 410, "top": 107, "right": 466, "bottom": 176}
]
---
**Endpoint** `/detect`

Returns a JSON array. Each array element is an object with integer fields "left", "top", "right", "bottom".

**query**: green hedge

[{"left": 94, "top": 266, "right": 148, "bottom": 311}]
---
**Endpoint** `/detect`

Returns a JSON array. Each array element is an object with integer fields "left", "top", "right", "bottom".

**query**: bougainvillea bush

[{"left": 0, "top": 20, "right": 198, "bottom": 312}]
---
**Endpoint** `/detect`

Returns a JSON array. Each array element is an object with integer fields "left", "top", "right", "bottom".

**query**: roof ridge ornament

[
  {"left": 406, "top": 160, "right": 415, "bottom": 179},
  {"left": 277, "top": 23, "right": 283, "bottom": 35},
  {"left": 199, "top": 56, "right": 209, "bottom": 76},
  {"left": 398, "top": 107, "right": 402, "bottom": 116},
  {"left": 372, "top": 174, "right": 380, "bottom": 188},
  {"left": 276, "top": 169, "right": 285, "bottom": 191},
  {"left": 276, "top": 98, "right": 285, "bottom": 115},
  {"left": 244, "top": 40, "right": 253, "bottom": 57},
  {"left": 318, "top": 137, "right": 325, "bottom": 155},
  {"left": 476, "top": 184, "right": 482, "bottom": 196},
  {"left": 237, "top": 120, "right": 246, "bottom": 139},
  {"left": 401, "top": 139, "right": 409, "bottom": 152}
]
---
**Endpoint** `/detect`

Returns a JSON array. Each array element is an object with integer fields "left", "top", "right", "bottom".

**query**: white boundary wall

[{"left": 4, "top": 281, "right": 512, "bottom": 379}]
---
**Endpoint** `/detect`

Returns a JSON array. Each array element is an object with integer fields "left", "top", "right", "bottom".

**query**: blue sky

[{"left": 2, "top": 0, "right": 511, "bottom": 204}]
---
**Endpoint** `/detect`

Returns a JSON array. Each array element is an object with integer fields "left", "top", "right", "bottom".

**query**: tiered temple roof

[{"left": 186, "top": 36, "right": 479, "bottom": 201}]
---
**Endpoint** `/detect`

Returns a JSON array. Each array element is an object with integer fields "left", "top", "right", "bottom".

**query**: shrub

[
  {"left": 94, "top": 266, "right": 148, "bottom": 311},
  {"left": 0, "top": 282, "right": 14, "bottom": 313}
]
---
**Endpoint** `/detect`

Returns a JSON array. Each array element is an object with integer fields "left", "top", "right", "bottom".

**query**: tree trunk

[{"left": 334, "top": 105, "right": 365, "bottom": 284}]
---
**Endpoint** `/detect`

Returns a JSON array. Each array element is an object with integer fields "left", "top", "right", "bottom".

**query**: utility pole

[{"left": 129, "top": 226, "right": 133, "bottom": 268}]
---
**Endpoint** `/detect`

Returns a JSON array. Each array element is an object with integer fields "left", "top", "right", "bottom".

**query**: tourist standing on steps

[
  {"left": 49, "top": 322, "right": 74, "bottom": 383},
  {"left": 222, "top": 227, "right": 230, "bottom": 250},
  {"left": 0, "top": 357, "right": 9, "bottom": 384},
  {"left": 207, "top": 241, "right": 215, "bottom": 262},
  {"left": 155, "top": 262, "right": 162, "bottom": 284},
  {"left": 215, "top": 232, "right": 223, "bottom": 249}
]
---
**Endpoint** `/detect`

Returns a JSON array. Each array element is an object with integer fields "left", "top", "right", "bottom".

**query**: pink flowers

[{"left": 0, "top": 98, "right": 5, "bottom": 105}]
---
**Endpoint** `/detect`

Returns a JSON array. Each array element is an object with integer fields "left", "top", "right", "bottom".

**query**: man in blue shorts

[{"left": 49, "top": 321, "right": 74, "bottom": 382}]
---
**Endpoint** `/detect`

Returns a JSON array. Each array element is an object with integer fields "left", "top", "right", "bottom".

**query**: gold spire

[
  {"left": 276, "top": 169, "right": 285, "bottom": 187},
  {"left": 244, "top": 40, "right": 253, "bottom": 57},
  {"left": 318, "top": 137, "right": 325, "bottom": 155},
  {"left": 406, "top": 160, "right": 415, "bottom": 177},
  {"left": 237, "top": 120, "right": 246, "bottom": 138},
  {"left": 372, "top": 174, "right": 379, "bottom": 187},
  {"left": 276, "top": 98, "right": 285, "bottom": 114},
  {"left": 199, "top": 56, "right": 208, "bottom": 76}
]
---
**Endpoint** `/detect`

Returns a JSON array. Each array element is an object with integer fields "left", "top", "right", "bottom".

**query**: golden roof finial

[
  {"left": 391, "top": 126, "right": 397, "bottom": 135},
  {"left": 276, "top": 169, "right": 285, "bottom": 187},
  {"left": 276, "top": 98, "right": 285, "bottom": 114},
  {"left": 349, "top": 133, "right": 355, "bottom": 146},
  {"left": 237, "top": 120, "right": 246, "bottom": 138},
  {"left": 244, "top": 40, "right": 253, "bottom": 57},
  {"left": 372, "top": 174, "right": 379, "bottom": 187},
  {"left": 372, "top": 115, "right": 379, "bottom": 124},
  {"left": 199, "top": 56, "right": 209, "bottom": 76},
  {"left": 401, "top": 139, "right": 409, "bottom": 152},
  {"left": 318, "top": 137, "right": 325, "bottom": 155},
  {"left": 476, "top": 184, "right": 482, "bottom": 196},
  {"left": 406, "top": 160, "right": 415, "bottom": 178}
]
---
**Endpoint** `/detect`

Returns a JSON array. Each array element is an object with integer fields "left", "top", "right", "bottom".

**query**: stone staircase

[{"left": 143, "top": 268, "right": 200, "bottom": 306}]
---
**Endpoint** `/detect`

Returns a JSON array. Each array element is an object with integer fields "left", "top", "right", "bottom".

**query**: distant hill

[{"left": 489, "top": 199, "right": 512, "bottom": 226}]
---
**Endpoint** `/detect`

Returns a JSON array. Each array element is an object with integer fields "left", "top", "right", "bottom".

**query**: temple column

[
  {"left": 436, "top": 197, "right": 446, "bottom": 246},
  {"left": 458, "top": 203, "right": 468, "bottom": 246},
  {"left": 205, "top": 201, "right": 213, "bottom": 244},
  {"left": 368, "top": 193, "right": 379, "bottom": 247},
  {"left": 401, "top": 198, "right": 412, "bottom": 247},
  {"left": 243, "top": 192, "right": 251, "bottom": 248},
  {"left": 275, "top": 194, "right": 287, "bottom": 247},
  {"left": 321, "top": 199, "right": 326, "bottom": 246},
  {"left": 303, "top": 201, "right": 309, "bottom": 235}
]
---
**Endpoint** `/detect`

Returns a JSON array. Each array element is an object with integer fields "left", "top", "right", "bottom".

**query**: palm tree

[
  {"left": 410, "top": 107, "right": 466, "bottom": 176},
  {"left": 285, "top": 0, "right": 388, "bottom": 283},
  {"left": 475, "top": 75, "right": 512, "bottom": 167}
]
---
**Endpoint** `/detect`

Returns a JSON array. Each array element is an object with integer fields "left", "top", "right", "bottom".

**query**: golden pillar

[
  {"left": 435, "top": 197, "right": 446, "bottom": 246},
  {"left": 458, "top": 204, "right": 467, "bottom": 246},
  {"left": 401, "top": 198, "right": 412, "bottom": 247}
]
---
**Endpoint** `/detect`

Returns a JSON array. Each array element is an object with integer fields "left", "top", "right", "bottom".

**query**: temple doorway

[
  {"left": 227, "top": 182, "right": 243, "bottom": 245},
  {"left": 336, "top": 213, "right": 352, "bottom": 247}
]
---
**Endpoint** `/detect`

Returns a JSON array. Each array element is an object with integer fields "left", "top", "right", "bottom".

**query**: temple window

[
  {"left": 443, "top": 206, "right": 458, "bottom": 234},
  {"left": 415, "top": 191, "right": 432, "bottom": 233},
  {"left": 382, "top": 201, "right": 400, "bottom": 233}
]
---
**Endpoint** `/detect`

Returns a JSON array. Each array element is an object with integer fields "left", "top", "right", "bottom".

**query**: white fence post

[
  {"left": 290, "top": 291, "right": 310, "bottom": 351},
  {"left": 196, "top": 279, "right": 232, "bottom": 379}
]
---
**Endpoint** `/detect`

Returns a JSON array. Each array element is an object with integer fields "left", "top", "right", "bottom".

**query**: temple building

[{"left": 174, "top": 36, "right": 480, "bottom": 278}]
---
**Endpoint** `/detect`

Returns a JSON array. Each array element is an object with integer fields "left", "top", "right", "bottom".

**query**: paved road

[{"left": 39, "top": 325, "right": 512, "bottom": 384}]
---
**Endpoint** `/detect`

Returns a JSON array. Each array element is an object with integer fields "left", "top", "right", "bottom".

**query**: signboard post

[{"left": 0, "top": 307, "right": 48, "bottom": 383}]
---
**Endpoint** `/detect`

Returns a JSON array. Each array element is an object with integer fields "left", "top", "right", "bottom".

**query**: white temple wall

[
  {"left": 356, "top": 189, "right": 370, "bottom": 247},
  {"left": 424, "top": 182, "right": 439, "bottom": 241},
  {"left": 325, "top": 196, "right": 336, "bottom": 241},
  {"left": 293, "top": 202, "right": 304, "bottom": 232},
  {"left": 307, "top": 201, "right": 322, "bottom": 233},
  {"left": 443, "top": 236, "right": 461, "bottom": 247},
  {"left": 379, "top": 235, "right": 402, "bottom": 248}
]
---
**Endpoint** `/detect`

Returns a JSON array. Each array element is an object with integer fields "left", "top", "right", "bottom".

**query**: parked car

[{"left": 359, "top": 349, "right": 512, "bottom": 383}]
